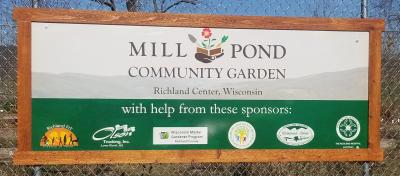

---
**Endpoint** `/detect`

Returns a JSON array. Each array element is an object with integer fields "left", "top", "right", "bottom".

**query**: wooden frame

[{"left": 13, "top": 8, "right": 384, "bottom": 165}]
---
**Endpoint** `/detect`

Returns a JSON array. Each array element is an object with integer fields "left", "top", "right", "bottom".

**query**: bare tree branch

[
  {"left": 162, "top": 0, "right": 197, "bottom": 13},
  {"left": 161, "top": 0, "right": 166, "bottom": 12},
  {"left": 109, "top": 0, "right": 116, "bottom": 11},
  {"left": 126, "top": 0, "right": 139, "bottom": 12},
  {"left": 92, "top": 0, "right": 116, "bottom": 11},
  {"left": 153, "top": 0, "right": 158, "bottom": 12},
  {"left": 91, "top": 0, "right": 197, "bottom": 13}
]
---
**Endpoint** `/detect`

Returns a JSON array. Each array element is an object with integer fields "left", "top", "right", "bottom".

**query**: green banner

[{"left": 32, "top": 98, "right": 368, "bottom": 151}]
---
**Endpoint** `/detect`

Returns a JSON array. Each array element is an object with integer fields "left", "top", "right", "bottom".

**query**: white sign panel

[{"left": 31, "top": 22, "right": 369, "bottom": 100}]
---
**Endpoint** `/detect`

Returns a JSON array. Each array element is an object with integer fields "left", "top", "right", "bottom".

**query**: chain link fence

[{"left": 1, "top": 0, "right": 399, "bottom": 175}]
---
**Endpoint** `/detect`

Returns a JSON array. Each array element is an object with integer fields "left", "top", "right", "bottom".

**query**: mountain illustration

[
  {"left": 32, "top": 67, "right": 367, "bottom": 100},
  {"left": 218, "top": 67, "right": 368, "bottom": 100}
]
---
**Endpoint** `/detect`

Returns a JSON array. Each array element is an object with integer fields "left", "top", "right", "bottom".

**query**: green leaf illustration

[
  {"left": 201, "top": 42, "right": 206, "bottom": 48},
  {"left": 187, "top": 34, "right": 197, "bottom": 43},
  {"left": 211, "top": 38, "right": 217, "bottom": 41},
  {"left": 221, "top": 35, "right": 229, "bottom": 43},
  {"left": 210, "top": 44, "right": 215, "bottom": 47}
]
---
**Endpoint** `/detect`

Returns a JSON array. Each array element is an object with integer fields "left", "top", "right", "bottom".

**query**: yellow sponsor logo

[{"left": 40, "top": 125, "right": 78, "bottom": 147}]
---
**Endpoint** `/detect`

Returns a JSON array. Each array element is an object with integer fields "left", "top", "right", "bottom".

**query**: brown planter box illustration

[{"left": 197, "top": 47, "right": 222, "bottom": 56}]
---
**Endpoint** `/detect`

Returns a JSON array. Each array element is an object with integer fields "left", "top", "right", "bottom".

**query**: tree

[
  {"left": 312, "top": 1, "right": 332, "bottom": 17},
  {"left": 92, "top": 0, "right": 198, "bottom": 12},
  {"left": 29, "top": 0, "right": 73, "bottom": 8},
  {"left": 154, "top": 0, "right": 198, "bottom": 13},
  {"left": 92, "top": 0, "right": 117, "bottom": 11},
  {"left": 126, "top": 0, "right": 139, "bottom": 12},
  {"left": 371, "top": 0, "right": 400, "bottom": 53}
]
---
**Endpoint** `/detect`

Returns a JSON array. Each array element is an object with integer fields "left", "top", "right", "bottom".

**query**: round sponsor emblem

[
  {"left": 336, "top": 116, "right": 360, "bottom": 141},
  {"left": 40, "top": 124, "right": 78, "bottom": 148},
  {"left": 276, "top": 123, "right": 314, "bottom": 146},
  {"left": 228, "top": 121, "right": 256, "bottom": 149}
]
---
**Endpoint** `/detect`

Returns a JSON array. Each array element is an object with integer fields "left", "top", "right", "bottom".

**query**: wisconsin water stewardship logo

[
  {"left": 40, "top": 124, "right": 78, "bottom": 147},
  {"left": 228, "top": 121, "right": 256, "bottom": 149},
  {"left": 276, "top": 123, "right": 314, "bottom": 146},
  {"left": 92, "top": 124, "right": 135, "bottom": 148},
  {"left": 336, "top": 116, "right": 360, "bottom": 141},
  {"left": 188, "top": 28, "right": 229, "bottom": 63},
  {"left": 159, "top": 132, "right": 169, "bottom": 139}
]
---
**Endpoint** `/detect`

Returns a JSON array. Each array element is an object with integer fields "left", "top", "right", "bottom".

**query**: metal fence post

[
  {"left": 361, "top": 0, "right": 368, "bottom": 18},
  {"left": 363, "top": 162, "right": 370, "bottom": 176},
  {"left": 32, "top": 0, "right": 39, "bottom": 8},
  {"left": 361, "top": 1, "right": 370, "bottom": 176},
  {"left": 33, "top": 166, "right": 42, "bottom": 176},
  {"left": 31, "top": 2, "right": 41, "bottom": 176}
]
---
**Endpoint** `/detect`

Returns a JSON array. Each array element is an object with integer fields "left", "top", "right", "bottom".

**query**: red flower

[{"left": 202, "top": 28, "right": 212, "bottom": 38}]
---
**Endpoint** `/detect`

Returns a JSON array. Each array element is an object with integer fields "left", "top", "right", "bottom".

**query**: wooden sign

[{"left": 13, "top": 8, "right": 384, "bottom": 165}]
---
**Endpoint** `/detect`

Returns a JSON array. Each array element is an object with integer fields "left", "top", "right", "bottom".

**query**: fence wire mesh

[{"left": 0, "top": 0, "right": 399, "bottom": 175}]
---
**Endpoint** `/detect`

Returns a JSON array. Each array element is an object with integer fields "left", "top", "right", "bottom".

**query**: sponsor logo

[
  {"left": 40, "top": 124, "right": 78, "bottom": 147},
  {"left": 92, "top": 124, "right": 135, "bottom": 148},
  {"left": 188, "top": 28, "right": 229, "bottom": 63},
  {"left": 276, "top": 123, "right": 314, "bottom": 146},
  {"left": 228, "top": 121, "right": 256, "bottom": 149},
  {"left": 336, "top": 116, "right": 360, "bottom": 141},
  {"left": 153, "top": 127, "right": 207, "bottom": 145},
  {"left": 160, "top": 132, "right": 169, "bottom": 139}
]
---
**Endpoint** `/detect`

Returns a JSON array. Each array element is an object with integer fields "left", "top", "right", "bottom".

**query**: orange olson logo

[
  {"left": 40, "top": 124, "right": 78, "bottom": 147},
  {"left": 188, "top": 28, "right": 229, "bottom": 63}
]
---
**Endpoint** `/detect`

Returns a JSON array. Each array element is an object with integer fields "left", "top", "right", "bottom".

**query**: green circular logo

[
  {"left": 336, "top": 116, "right": 360, "bottom": 141},
  {"left": 228, "top": 121, "right": 256, "bottom": 149}
]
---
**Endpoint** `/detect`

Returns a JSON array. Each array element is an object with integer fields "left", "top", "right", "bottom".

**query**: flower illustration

[
  {"left": 202, "top": 28, "right": 212, "bottom": 38},
  {"left": 187, "top": 28, "right": 229, "bottom": 63}
]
